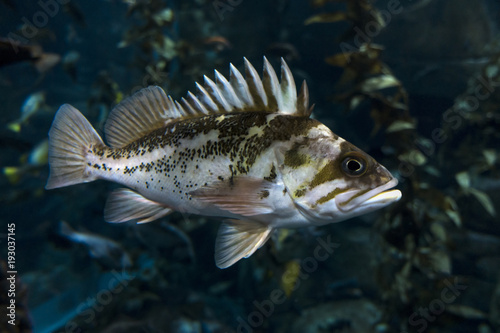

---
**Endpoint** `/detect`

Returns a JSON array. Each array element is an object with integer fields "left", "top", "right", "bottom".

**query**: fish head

[{"left": 279, "top": 127, "right": 401, "bottom": 224}]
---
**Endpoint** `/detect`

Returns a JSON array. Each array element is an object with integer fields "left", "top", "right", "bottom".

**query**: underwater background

[{"left": 1, "top": 0, "right": 500, "bottom": 332}]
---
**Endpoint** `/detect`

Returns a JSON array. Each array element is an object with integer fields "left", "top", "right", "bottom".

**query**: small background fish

[{"left": 58, "top": 220, "right": 133, "bottom": 270}]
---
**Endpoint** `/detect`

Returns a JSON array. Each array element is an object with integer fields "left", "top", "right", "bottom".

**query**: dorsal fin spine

[
  {"left": 279, "top": 58, "right": 297, "bottom": 114},
  {"left": 195, "top": 82, "right": 218, "bottom": 113},
  {"left": 167, "top": 96, "right": 181, "bottom": 118},
  {"left": 243, "top": 57, "right": 267, "bottom": 109},
  {"left": 176, "top": 100, "right": 189, "bottom": 116},
  {"left": 229, "top": 63, "right": 253, "bottom": 107},
  {"left": 214, "top": 70, "right": 243, "bottom": 109},
  {"left": 262, "top": 57, "right": 280, "bottom": 111},
  {"left": 297, "top": 80, "right": 310, "bottom": 116},
  {"left": 202, "top": 76, "right": 232, "bottom": 112},
  {"left": 186, "top": 91, "right": 209, "bottom": 115}
]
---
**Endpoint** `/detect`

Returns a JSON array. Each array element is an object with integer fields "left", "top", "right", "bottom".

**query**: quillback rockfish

[{"left": 46, "top": 57, "right": 401, "bottom": 268}]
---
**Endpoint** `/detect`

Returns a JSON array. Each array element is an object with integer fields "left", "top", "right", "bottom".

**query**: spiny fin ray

[
  {"left": 262, "top": 57, "right": 280, "bottom": 112},
  {"left": 280, "top": 58, "right": 297, "bottom": 115},
  {"left": 244, "top": 57, "right": 267, "bottom": 109}
]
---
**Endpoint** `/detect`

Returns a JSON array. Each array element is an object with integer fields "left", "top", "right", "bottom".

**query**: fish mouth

[{"left": 335, "top": 178, "right": 401, "bottom": 212}]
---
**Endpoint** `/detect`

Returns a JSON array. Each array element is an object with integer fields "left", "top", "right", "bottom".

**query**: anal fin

[
  {"left": 104, "top": 188, "right": 172, "bottom": 223},
  {"left": 215, "top": 219, "right": 273, "bottom": 269}
]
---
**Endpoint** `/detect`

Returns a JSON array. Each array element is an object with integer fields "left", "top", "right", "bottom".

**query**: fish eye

[{"left": 341, "top": 154, "right": 367, "bottom": 177}]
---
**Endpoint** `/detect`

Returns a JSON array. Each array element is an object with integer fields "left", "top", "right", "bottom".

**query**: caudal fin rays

[{"left": 45, "top": 104, "right": 104, "bottom": 189}]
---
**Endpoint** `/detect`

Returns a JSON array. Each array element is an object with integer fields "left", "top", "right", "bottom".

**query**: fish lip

[
  {"left": 335, "top": 178, "right": 401, "bottom": 212},
  {"left": 360, "top": 188, "right": 402, "bottom": 208}
]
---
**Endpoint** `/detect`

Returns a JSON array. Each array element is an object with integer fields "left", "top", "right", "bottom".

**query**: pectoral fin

[
  {"left": 215, "top": 219, "right": 273, "bottom": 269},
  {"left": 189, "top": 176, "right": 275, "bottom": 216},
  {"left": 104, "top": 188, "right": 173, "bottom": 223}
]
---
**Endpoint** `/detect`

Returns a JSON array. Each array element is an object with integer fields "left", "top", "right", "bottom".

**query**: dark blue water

[{"left": 1, "top": 1, "right": 500, "bottom": 332}]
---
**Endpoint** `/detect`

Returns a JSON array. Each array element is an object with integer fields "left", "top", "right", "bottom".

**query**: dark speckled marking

[
  {"left": 264, "top": 165, "right": 277, "bottom": 182},
  {"left": 294, "top": 188, "right": 307, "bottom": 197},
  {"left": 284, "top": 143, "right": 310, "bottom": 168}
]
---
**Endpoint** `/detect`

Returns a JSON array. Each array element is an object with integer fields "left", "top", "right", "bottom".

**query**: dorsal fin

[
  {"left": 104, "top": 57, "right": 311, "bottom": 148},
  {"left": 104, "top": 86, "right": 177, "bottom": 148}
]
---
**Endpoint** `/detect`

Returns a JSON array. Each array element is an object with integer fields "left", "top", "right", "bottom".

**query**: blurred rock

[{"left": 288, "top": 299, "right": 382, "bottom": 333}]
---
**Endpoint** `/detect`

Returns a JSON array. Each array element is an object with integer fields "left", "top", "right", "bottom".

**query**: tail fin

[{"left": 46, "top": 104, "right": 105, "bottom": 189}]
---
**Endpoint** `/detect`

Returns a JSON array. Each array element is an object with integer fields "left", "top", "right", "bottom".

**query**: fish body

[
  {"left": 21, "top": 91, "right": 46, "bottom": 121},
  {"left": 3, "top": 139, "right": 48, "bottom": 184},
  {"left": 62, "top": 50, "right": 80, "bottom": 81},
  {"left": 27, "top": 139, "right": 49, "bottom": 166},
  {"left": 0, "top": 38, "right": 60, "bottom": 73},
  {"left": 8, "top": 91, "right": 47, "bottom": 132},
  {"left": 46, "top": 57, "right": 401, "bottom": 268},
  {"left": 59, "top": 221, "right": 132, "bottom": 269}
]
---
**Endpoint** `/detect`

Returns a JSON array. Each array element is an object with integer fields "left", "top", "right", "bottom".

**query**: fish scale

[{"left": 46, "top": 57, "right": 401, "bottom": 268}]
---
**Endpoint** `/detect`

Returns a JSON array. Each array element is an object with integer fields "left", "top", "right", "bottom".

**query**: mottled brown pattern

[{"left": 284, "top": 142, "right": 311, "bottom": 168}]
